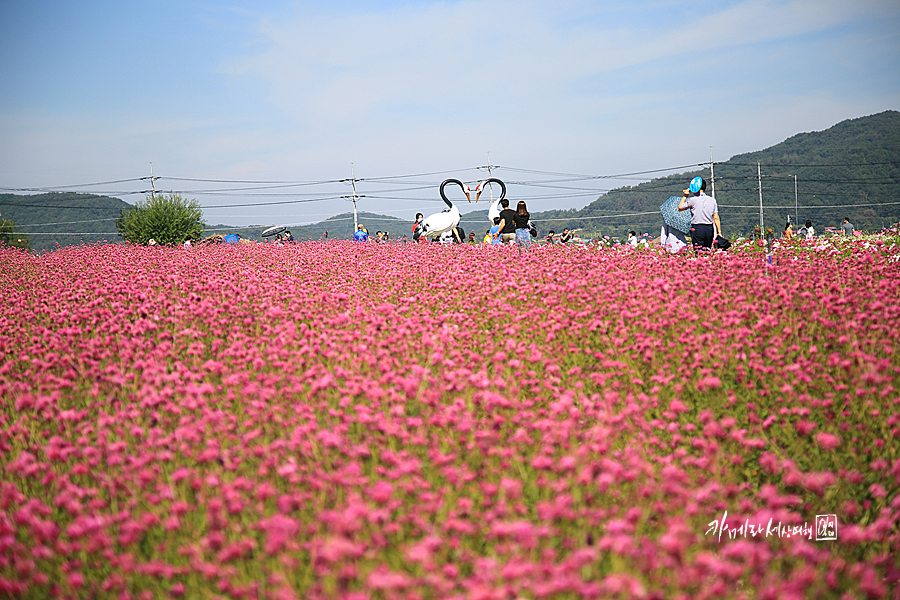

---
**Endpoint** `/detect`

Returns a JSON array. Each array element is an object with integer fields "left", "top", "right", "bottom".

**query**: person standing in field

[
  {"left": 496, "top": 199, "right": 517, "bottom": 245},
  {"left": 841, "top": 217, "right": 854, "bottom": 237},
  {"left": 783, "top": 222, "right": 794, "bottom": 240},
  {"left": 353, "top": 225, "right": 368, "bottom": 242},
  {"left": 560, "top": 228, "right": 573, "bottom": 244},
  {"left": 677, "top": 177, "right": 721, "bottom": 253},
  {"left": 514, "top": 201, "right": 532, "bottom": 247}
]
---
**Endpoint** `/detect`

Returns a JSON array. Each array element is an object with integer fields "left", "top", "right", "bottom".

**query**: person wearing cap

[
  {"left": 678, "top": 176, "right": 721, "bottom": 253},
  {"left": 840, "top": 217, "right": 854, "bottom": 237}
]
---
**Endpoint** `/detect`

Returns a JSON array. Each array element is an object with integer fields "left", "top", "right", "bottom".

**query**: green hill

[
  {"left": 532, "top": 110, "right": 900, "bottom": 238},
  {"left": 0, "top": 192, "right": 130, "bottom": 252},
  {"left": 205, "top": 212, "right": 415, "bottom": 242}
]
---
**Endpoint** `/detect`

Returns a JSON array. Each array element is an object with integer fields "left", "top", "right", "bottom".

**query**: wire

[
  {"left": 358, "top": 167, "right": 478, "bottom": 182},
  {"left": 198, "top": 196, "right": 346, "bottom": 209},
  {"left": 16, "top": 217, "right": 120, "bottom": 227},
  {"left": 0, "top": 201, "right": 127, "bottom": 210},
  {"left": 0, "top": 178, "right": 144, "bottom": 191},
  {"left": 160, "top": 176, "right": 339, "bottom": 185},
  {"left": 720, "top": 200, "right": 900, "bottom": 210},
  {"left": 0, "top": 188, "right": 143, "bottom": 196},
  {"left": 718, "top": 161, "right": 899, "bottom": 167},
  {"left": 496, "top": 164, "right": 706, "bottom": 179},
  {"left": 18, "top": 232, "right": 117, "bottom": 236}
]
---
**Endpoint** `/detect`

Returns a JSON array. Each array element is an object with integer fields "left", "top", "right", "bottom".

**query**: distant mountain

[
  {"left": 224, "top": 212, "right": 413, "bottom": 241},
  {"left": 530, "top": 110, "right": 900, "bottom": 238},
  {"left": 0, "top": 192, "right": 130, "bottom": 252}
]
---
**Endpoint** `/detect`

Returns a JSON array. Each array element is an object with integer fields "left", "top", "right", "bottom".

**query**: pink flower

[
  {"left": 794, "top": 420, "right": 817, "bottom": 436},
  {"left": 259, "top": 515, "right": 299, "bottom": 555},
  {"left": 815, "top": 432, "right": 842, "bottom": 450}
]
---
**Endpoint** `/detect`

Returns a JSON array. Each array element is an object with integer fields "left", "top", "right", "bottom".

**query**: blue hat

[{"left": 689, "top": 177, "right": 704, "bottom": 194}]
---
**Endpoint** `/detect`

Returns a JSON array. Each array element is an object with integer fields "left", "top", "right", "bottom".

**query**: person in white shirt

[{"left": 677, "top": 177, "right": 721, "bottom": 253}]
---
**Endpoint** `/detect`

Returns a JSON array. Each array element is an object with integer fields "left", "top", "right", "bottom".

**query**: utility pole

[
  {"left": 478, "top": 153, "right": 496, "bottom": 204},
  {"left": 140, "top": 163, "right": 160, "bottom": 199},
  {"left": 340, "top": 164, "right": 363, "bottom": 233},
  {"left": 709, "top": 147, "right": 715, "bottom": 199},
  {"left": 758, "top": 162, "right": 764, "bottom": 233},
  {"left": 759, "top": 162, "right": 771, "bottom": 275},
  {"left": 794, "top": 175, "right": 798, "bottom": 225},
  {"left": 350, "top": 164, "right": 359, "bottom": 232}
]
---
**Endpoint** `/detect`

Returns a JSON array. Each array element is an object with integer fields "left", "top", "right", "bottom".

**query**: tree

[
  {"left": 0, "top": 217, "right": 29, "bottom": 250},
  {"left": 117, "top": 194, "right": 205, "bottom": 246}
]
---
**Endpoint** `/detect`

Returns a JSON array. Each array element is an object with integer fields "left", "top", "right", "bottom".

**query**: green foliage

[
  {"left": 0, "top": 217, "right": 29, "bottom": 250},
  {"left": 116, "top": 193, "right": 205, "bottom": 246}
]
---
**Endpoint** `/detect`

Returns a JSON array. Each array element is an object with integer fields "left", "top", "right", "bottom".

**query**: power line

[
  {"left": 497, "top": 164, "right": 707, "bottom": 179},
  {"left": 200, "top": 196, "right": 346, "bottom": 209},
  {"left": 0, "top": 201, "right": 127, "bottom": 210},
  {"left": 718, "top": 161, "right": 899, "bottom": 168},
  {"left": 720, "top": 200, "right": 900, "bottom": 210},
  {"left": 16, "top": 217, "right": 119, "bottom": 227},
  {"left": 160, "top": 176, "right": 339, "bottom": 185}
]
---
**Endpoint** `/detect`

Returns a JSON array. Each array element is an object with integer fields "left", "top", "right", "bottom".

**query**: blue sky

[{"left": 1, "top": 0, "right": 898, "bottom": 228}]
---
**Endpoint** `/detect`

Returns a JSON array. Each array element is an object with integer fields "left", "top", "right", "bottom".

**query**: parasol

[
  {"left": 261, "top": 225, "right": 287, "bottom": 238},
  {"left": 660, "top": 196, "right": 692, "bottom": 234}
]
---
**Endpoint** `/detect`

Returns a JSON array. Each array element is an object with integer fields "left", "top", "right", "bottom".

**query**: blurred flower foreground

[{"left": 1, "top": 240, "right": 897, "bottom": 600}]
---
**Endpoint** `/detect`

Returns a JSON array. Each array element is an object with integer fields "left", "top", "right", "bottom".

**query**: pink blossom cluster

[{"left": 0, "top": 240, "right": 898, "bottom": 599}]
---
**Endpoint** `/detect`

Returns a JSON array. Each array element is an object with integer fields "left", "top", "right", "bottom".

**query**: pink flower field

[{"left": 0, "top": 241, "right": 898, "bottom": 599}]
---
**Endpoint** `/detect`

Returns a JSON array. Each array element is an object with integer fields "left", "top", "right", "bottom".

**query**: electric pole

[
  {"left": 758, "top": 162, "right": 764, "bottom": 233},
  {"left": 340, "top": 164, "right": 363, "bottom": 233},
  {"left": 351, "top": 164, "right": 359, "bottom": 232},
  {"left": 141, "top": 163, "right": 160, "bottom": 199},
  {"left": 709, "top": 148, "right": 715, "bottom": 199},
  {"left": 478, "top": 153, "right": 496, "bottom": 203}
]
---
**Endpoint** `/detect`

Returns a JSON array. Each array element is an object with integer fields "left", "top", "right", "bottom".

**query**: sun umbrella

[
  {"left": 660, "top": 196, "right": 692, "bottom": 234},
  {"left": 261, "top": 225, "right": 286, "bottom": 237}
]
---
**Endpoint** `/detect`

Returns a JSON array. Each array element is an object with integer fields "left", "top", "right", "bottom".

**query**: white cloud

[{"left": 222, "top": 0, "right": 894, "bottom": 127}]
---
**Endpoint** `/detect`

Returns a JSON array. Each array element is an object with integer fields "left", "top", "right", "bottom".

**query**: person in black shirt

[
  {"left": 496, "top": 199, "right": 517, "bottom": 245},
  {"left": 560, "top": 228, "right": 572, "bottom": 243},
  {"left": 514, "top": 201, "right": 532, "bottom": 247}
]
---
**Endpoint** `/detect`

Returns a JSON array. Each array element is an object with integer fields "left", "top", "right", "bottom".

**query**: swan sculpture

[
  {"left": 472, "top": 178, "right": 507, "bottom": 224},
  {"left": 412, "top": 178, "right": 468, "bottom": 242}
]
